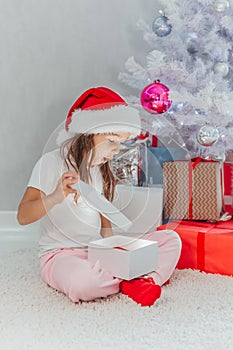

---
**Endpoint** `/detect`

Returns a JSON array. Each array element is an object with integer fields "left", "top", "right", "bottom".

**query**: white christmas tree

[{"left": 119, "top": 0, "right": 233, "bottom": 160}]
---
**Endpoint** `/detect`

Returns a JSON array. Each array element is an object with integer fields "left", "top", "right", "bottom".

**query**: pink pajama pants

[{"left": 40, "top": 230, "right": 181, "bottom": 303}]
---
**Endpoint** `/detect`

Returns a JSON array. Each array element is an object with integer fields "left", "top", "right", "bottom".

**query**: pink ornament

[{"left": 140, "top": 80, "right": 172, "bottom": 114}]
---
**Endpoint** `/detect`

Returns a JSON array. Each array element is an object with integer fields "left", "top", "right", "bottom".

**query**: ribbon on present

[
  {"left": 178, "top": 221, "right": 216, "bottom": 271},
  {"left": 223, "top": 162, "right": 233, "bottom": 214}
]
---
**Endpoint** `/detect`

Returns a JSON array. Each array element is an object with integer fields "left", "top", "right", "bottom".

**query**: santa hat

[{"left": 57, "top": 86, "right": 141, "bottom": 145}]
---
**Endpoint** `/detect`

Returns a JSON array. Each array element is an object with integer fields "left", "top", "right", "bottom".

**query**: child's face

[{"left": 92, "top": 132, "right": 131, "bottom": 166}]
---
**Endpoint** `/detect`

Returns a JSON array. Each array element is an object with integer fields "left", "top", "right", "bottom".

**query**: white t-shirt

[{"left": 28, "top": 149, "right": 103, "bottom": 257}]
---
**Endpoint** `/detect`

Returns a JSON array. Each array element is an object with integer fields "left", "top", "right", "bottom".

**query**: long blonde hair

[{"left": 61, "top": 134, "right": 116, "bottom": 201}]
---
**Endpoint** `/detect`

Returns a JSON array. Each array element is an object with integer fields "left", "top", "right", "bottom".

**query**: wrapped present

[
  {"left": 223, "top": 162, "right": 233, "bottom": 214},
  {"left": 157, "top": 220, "right": 233, "bottom": 276},
  {"left": 139, "top": 146, "right": 187, "bottom": 186},
  {"left": 163, "top": 158, "right": 224, "bottom": 221}
]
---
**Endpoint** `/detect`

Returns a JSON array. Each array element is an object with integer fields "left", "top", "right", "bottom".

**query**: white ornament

[
  {"left": 213, "top": 0, "right": 230, "bottom": 12},
  {"left": 152, "top": 14, "right": 172, "bottom": 37},
  {"left": 185, "top": 33, "right": 199, "bottom": 55},
  {"left": 197, "top": 124, "right": 220, "bottom": 147},
  {"left": 214, "top": 61, "right": 229, "bottom": 77}
]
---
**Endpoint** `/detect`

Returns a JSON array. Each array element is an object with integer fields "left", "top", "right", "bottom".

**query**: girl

[{"left": 17, "top": 87, "right": 181, "bottom": 307}]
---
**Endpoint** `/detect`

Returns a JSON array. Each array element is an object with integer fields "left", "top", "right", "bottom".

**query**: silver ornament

[
  {"left": 194, "top": 108, "right": 205, "bottom": 115},
  {"left": 213, "top": 61, "right": 229, "bottom": 77},
  {"left": 197, "top": 124, "right": 220, "bottom": 147},
  {"left": 185, "top": 33, "right": 199, "bottom": 55},
  {"left": 213, "top": 0, "right": 230, "bottom": 12},
  {"left": 152, "top": 15, "right": 172, "bottom": 37}
]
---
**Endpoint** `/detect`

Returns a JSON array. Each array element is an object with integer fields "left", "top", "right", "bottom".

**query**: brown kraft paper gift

[{"left": 163, "top": 159, "right": 223, "bottom": 221}]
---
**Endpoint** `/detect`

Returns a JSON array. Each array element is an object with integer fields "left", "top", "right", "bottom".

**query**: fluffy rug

[{"left": 1, "top": 248, "right": 233, "bottom": 350}]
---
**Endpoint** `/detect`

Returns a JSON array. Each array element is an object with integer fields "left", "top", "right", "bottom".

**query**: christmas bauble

[
  {"left": 213, "top": 61, "right": 229, "bottom": 77},
  {"left": 152, "top": 15, "right": 172, "bottom": 37},
  {"left": 185, "top": 33, "right": 199, "bottom": 55},
  {"left": 194, "top": 108, "right": 205, "bottom": 115},
  {"left": 196, "top": 124, "right": 220, "bottom": 147},
  {"left": 140, "top": 80, "right": 172, "bottom": 114},
  {"left": 213, "top": 0, "right": 230, "bottom": 12}
]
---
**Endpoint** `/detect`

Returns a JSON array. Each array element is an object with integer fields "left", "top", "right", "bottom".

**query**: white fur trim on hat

[{"left": 57, "top": 105, "right": 141, "bottom": 145}]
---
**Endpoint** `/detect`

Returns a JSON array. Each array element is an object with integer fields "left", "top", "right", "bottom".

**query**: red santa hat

[{"left": 57, "top": 86, "right": 141, "bottom": 145}]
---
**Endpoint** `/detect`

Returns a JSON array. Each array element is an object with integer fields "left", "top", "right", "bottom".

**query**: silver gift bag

[{"left": 111, "top": 144, "right": 140, "bottom": 186}]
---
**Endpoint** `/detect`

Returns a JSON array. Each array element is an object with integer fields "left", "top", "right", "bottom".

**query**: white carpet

[{"left": 1, "top": 248, "right": 233, "bottom": 350}]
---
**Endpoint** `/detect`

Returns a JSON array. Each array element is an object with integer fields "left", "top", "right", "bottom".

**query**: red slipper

[{"left": 120, "top": 277, "right": 161, "bottom": 307}]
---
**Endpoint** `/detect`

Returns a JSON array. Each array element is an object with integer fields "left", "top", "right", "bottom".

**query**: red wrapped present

[
  {"left": 223, "top": 162, "right": 233, "bottom": 215},
  {"left": 157, "top": 220, "right": 233, "bottom": 276}
]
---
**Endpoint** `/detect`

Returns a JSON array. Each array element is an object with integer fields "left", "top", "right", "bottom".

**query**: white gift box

[{"left": 88, "top": 235, "right": 158, "bottom": 280}]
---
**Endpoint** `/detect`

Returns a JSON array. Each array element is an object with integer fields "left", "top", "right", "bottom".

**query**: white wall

[{"left": 0, "top": 0, "right": 158, "bottom": 210}]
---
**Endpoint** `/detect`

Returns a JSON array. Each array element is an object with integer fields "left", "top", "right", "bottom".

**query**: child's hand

[{"left": 52, "top": 171, "right": 79, "bottom": 204}]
